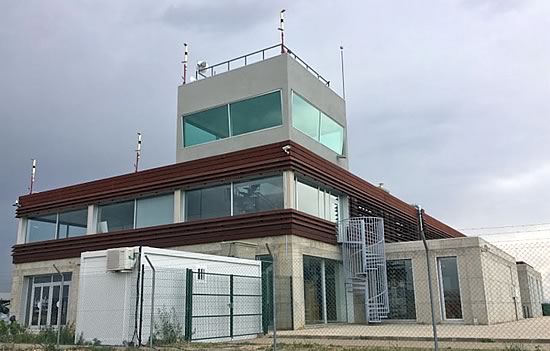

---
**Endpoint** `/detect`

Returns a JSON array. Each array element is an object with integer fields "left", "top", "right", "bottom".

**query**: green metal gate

[{"left": 184, "top": 269, "right": 263, "bottom": 341}]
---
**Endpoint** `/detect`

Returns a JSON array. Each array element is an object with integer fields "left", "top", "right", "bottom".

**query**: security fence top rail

[{"left": 194, "top": 43, "right": 331, "bottom": 88}]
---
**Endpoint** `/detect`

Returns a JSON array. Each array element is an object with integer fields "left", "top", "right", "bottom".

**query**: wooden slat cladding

[
  {"left": 12, "top": 139, "right": 464, "bottom": 264},
  {"left": 286, "top": 141, "right": 464, "bottom": 239},
  {"left": 17, "top": 142, "right": 292, "bottom": 216},
  {"left": 12, "top": 210, "right": 338, "bottom": 264}
]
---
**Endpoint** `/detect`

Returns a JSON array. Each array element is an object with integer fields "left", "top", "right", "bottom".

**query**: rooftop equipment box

[{"left": 75, "top": 246, "right": 262, "bottom": 345}]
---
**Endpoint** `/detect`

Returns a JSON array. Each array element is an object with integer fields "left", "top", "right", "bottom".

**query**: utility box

[{"left": 75, "top": 246, "right": 262, "bottom": 345}]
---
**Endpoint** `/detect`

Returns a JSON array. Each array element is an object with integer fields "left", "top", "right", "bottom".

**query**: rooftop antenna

[
  {"left": 340, "top": 46, "right": 346, "bottom": 100},
  {"left": 29, "top": 159, "right": 36, "bottom": 194},
  {"left": 279, "top": 9, "right": 286, "bottom": 53},
  {"left": 182, "top": 43, "right": 188, "bottom": 84},
  {"left": 134, "top": 132, "right": 142, "bottom": 173}
]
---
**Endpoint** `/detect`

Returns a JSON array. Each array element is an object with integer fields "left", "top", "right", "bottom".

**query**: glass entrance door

[
  {"left": 26, "top": 274, "right": 71, "bottom": 328},
  {"left": 30, "top": 285, "right": 51, "bottom": 327},
  {"left": 437, "top": 257, "right": 463, "bottom": 320}
]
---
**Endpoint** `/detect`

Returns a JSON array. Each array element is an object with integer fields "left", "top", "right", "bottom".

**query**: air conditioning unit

[{"left": 106, "top": 248, "right": 137, "bottom": 272}]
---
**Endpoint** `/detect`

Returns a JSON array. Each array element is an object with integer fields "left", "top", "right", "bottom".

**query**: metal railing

[{"left": 195, "top": 44, "right": 330, "bottom": 88}]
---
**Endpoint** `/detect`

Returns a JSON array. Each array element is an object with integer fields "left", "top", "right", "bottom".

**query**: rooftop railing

[{"left": 194, "top": 44, "right": 330, "bottom": 87}]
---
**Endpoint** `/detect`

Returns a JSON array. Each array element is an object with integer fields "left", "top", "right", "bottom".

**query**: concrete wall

[
  {"left": 385, "top": 236, "right": 522, "bottom": 325},
  {"left": 517, "top": 263, "right": 544, "bottom": 318},
  {"left": 176, "top": 53, "right": 348, "bottom": 169}
]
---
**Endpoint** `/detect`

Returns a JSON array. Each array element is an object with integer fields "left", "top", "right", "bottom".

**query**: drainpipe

[{"left": 416, "top": 205, "right": 439, "bottom": 351}]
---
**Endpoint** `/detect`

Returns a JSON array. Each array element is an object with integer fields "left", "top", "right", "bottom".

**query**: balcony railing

[{"left": 194, "top": 44, "right": 330, "bottom": 87}]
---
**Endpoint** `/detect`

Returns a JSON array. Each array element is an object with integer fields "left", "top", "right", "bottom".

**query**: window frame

[
  {"left": 96, "top": 192, "right": 175, "bottom": 233},
  {"left": 183, "top": 173, "right": 284, "bottom": 222},
  {"left": 182, "top": 89, "right": 283, "bottom": 148},
  {"left": 26, "top": 208, "right": 88, "bottom": 243}
]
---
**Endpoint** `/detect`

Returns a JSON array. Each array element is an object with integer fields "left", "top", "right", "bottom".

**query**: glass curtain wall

[
  {"left": 303, "top": 256, "right": 346, "bottom": 324},
  {"left": 386, "top": 259, "right": 416, "bottom": 320},
  {"left": 437, "top": 256, "right": 463, "bottom": 320},
  {"left": 183, "top": 91, "right": 282, "bottom": 147}
]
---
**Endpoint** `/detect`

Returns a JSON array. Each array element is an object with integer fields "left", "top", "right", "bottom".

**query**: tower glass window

[
  {"left": 183, "top": 105, "right": 230, "bottom": 147},
  {"left": 230, "top": 91, "right": 282, "bottom": 136},
  {"left": 320, "top": 113, "right": 344, "bottom": 154},
  {"left": 292, "top": 92, "right": 344, "bottom": 155},
  {"left": 292, "top": 93, "right": 319, "bottom": 140},
  {"left": 183, "top": 91, "right": 282, "bottom": 147}
]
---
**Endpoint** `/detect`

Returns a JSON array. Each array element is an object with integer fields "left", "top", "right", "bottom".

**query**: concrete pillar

[
  {"left": 16, "top": 218, "right": 26, "bottom": 244},
  {"left": 174, "top": 190, "right": 183, "bottom": 222},
  {"left": 86, "top": 204, "right": 96, "bottom": 234},
  {"left": 283, "top": 170, "right": 295, "bottom": 209}
]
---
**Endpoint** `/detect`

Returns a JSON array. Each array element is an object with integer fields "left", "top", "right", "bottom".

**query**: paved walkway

[{"left": 275, "top": 317, "right": 550, "bottom": 343}]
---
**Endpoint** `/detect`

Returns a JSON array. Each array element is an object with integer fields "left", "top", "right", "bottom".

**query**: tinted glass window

[
  {"left": 230, "top": 91, "right": 282, "bottom": 136},
  {"left": 183, "top": 105, "right": 229, "bottom": 147},
  {"left": 27, "top": 214, "right": 58, "bottom": 242},
  {"left": 233, "top": 176, "right": 283, "bottom": 215},
  {"left": 320, "top": 113, "right": 344, "bottom": 154},
  {"left": 136, "top": 194, "right": 174, "bottom": 228},
  {"left": 97, "top": 201, "right": 134, "bottom": 233},
  {"left": 58, "top": 209, "right": 88, "bottom": 238},
  {"left": 292, "top": 93, "right": 319, "bottom": 140},
  {"left": 186, "top": 184, "right": 231, "bottom": 221}
]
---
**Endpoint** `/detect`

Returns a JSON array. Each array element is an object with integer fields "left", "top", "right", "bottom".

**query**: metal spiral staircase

[{"left": 337, "top": 217, "right": 389, "bottom": 323}]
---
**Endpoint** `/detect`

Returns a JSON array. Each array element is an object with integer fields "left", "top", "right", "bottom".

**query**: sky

[{"left": 1, "top": 1, "right": 549, "bottom": 294}]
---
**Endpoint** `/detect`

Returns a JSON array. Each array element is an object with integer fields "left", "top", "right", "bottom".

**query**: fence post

[
  {"left": 52, "top": 265, "right": 64, "bottom": 347},
  {"left": 417, "top": 205, "right": 439, "bottom": 351},
  {"left": 184, "top": 269, "right": 194, "bottom": 342},
  {"left": 230, "top": 275, "right": 234, "bottom": 339},
  {"left": 144, "top": 256, "right": 156, "bottom": 350},
  {"left": 139, "top": 263, "right": 145, "bottom": 345},
  {"left": 265, "top": 244, "right": 277, "bottom": 351}
]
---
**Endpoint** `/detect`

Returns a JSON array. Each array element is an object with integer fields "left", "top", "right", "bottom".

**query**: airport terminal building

[{"left": 9, "top": 45, "right": 541, "bottom": 337}]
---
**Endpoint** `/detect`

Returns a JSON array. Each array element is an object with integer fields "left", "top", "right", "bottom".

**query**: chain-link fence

[
  {"left": 71, "top": 225, "right": 550, "bottom": 351},
  {"left": 260, "top": 220, "right": 550, "bottom": 351}
]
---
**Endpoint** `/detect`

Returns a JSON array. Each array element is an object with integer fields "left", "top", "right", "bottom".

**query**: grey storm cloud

[{"left": 1, "top": 0, "right": 549, "bottom": 293}]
